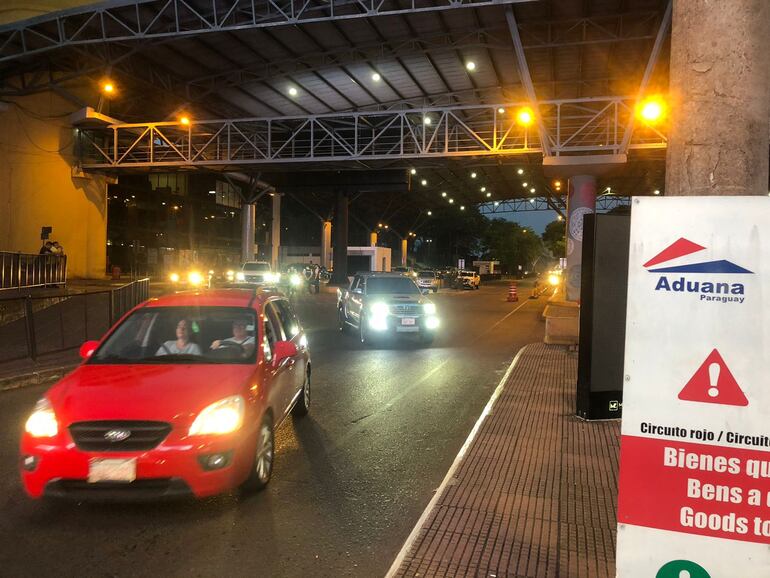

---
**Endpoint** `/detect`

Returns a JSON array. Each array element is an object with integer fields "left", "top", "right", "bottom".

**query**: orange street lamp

[
  {"left": 179, "top": 116, "right": 191, "bottom": 126},
  {"left": 516, "top": 106, "right": 535, "bottom": 127},
  {"left": 636, "top": 96, "right": 666, "bottom": 125}
]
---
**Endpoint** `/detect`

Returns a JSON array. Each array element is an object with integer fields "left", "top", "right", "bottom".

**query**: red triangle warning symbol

[{"left": 678, "top": 349, "right": 748, "bottom": 406}]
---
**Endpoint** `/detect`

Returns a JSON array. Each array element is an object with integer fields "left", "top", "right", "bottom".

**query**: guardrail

[
  {"left": 0, "top": 278, "right": 149, "bottom": 364},
  {"left": 0, "top": 251, "right": 67, "bottom": 290}
]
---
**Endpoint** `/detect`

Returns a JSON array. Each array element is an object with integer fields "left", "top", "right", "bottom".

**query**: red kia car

[{"left": 20, "top": 288, "right": 311, "bottom": 500}]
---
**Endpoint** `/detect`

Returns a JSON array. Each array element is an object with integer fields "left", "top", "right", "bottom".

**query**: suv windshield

[
  {"left": 418, "top": 271, "right": 435, "bottom": 278},
  {"left": 243, "top": 262, "right": 270, "bottom": 272},
  {"left": 90, "top": 306, "right": 257, "bottom": 364},
  {"left": 366, "top": 277, "right": 420, "bottom": 295}
]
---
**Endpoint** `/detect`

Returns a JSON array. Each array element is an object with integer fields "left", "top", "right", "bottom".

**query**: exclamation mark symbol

[{"left": 708, "top": 362, "right": 720, "bottom": 398}]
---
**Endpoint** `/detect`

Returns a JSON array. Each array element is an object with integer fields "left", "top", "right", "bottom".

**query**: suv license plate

[
  {"left": 401, "top": 317, "right": 416, "bottom": 326},
  {"left": 88, "top": 458, "right": 137, "bottom": 483}
]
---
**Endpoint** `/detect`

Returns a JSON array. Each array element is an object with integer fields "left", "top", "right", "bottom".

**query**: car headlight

[
  {"left": 226, "top": 270, "right": 235, "bottom": 280},
  {"left": 236, "top": 271, "right": 245, "bottom": 281},
  {"left": 548, "top": 274, "right": 560, "bottom": 286},
  {"left": 264, "top": 272, "right": 280, "bottom": 283},
  {"left": 370, "top": 302, "right": 389, "bottom": 317},
  {"left": 290, "top": 274, "right": 302, "bottom": 287},
  {"left": 423, "top": 303, "right": 437, "bottom": 315},
  {"left": 169, "top": 272, "right": 180, "bottom": 283},
  {"left": 25, "top": 398, "right": 58, "bottom": 438},
  {"left": 188, "top": 271, "right": 204, "bottom": 286},
  {"left": 189, "top": 395, "right": 244, "bottom": 436}
]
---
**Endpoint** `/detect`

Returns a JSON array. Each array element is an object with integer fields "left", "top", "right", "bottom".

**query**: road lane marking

[
  {"left": 479, "top": 298, "right": 530, "bottom": 338},
  {"left": 384, "top": 345, "right": 528, "bottom": 578}
]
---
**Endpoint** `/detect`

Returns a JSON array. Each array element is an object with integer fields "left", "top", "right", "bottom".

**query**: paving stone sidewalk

[{"left": 391, "top": 343, "right": 621, "bottom": 578}]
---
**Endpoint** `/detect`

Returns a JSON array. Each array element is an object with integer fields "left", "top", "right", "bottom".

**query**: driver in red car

[{"left": 210, "top": 318, "right": 256, "bottom": 356}]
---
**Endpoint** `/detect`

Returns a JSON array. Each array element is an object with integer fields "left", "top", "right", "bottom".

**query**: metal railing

[
  {"left": 0, "top": 252, "right": 67, "bottom": 290},
  {"left": 0, "top": 278, "right": 149, "bottom": 364}
]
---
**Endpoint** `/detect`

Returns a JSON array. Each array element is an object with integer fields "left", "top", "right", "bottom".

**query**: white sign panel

[{"left": 617, "top": 197, "right": 770, "bottom": 578}]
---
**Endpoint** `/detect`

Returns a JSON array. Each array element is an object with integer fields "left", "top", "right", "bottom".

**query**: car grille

[
  {"left": 44, "top": 478, "right": 191, "bottom": 501},
  {"left": 69, "top": 421, "right": 172, "bottom": 452},
  {"left": 244, "top": 274, "right": 265, "bottom": 283},
  {"left": 391, "top": 303, "right": 422, "bottom": 315}
]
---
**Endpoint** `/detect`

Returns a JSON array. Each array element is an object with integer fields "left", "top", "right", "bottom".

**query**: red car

[{"left": 20, "top": 288, "right": 311, "bottom": 500}]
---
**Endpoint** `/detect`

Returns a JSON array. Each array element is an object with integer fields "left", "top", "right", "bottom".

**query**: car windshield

[
  {"left": 418, "top": 271, "right": 435, "bottom": 278},
  {"left": 89, "top": 306, "right": 258, "bottom": 365},
  {"left": 243, "top": 262, "right": 270, "bottom": 272},
  {"left": 366, "top": 277, "right": 420, "bottom": 294}
]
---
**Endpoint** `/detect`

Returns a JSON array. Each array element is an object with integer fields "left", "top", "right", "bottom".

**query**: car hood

[
  {"left": 46, "top": 364, "right": 256, "bottom": 424},
  {"left": 366, "top": 293, "right": 430, "bottom": 305}
]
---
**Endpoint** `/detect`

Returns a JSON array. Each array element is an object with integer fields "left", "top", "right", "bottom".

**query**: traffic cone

[{"left": 507, "top": 282, "right": 518, "bottom": 302}]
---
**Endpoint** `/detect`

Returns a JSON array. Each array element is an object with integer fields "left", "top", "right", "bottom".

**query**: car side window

[
  {"left": 273, "top": 299, "right": 300, "bottom": 339},
  {"left": 262, "top": 303, "right": 283, "bottom": 362},
  {"left": 351, "top": 275, "right": 361, "bottom": 292}
]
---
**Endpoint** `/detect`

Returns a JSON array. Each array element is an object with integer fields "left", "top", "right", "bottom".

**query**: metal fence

[
  {"left": 0, "top": 251, "right": 67, "bottom": 290},
  {"left": 0, "top": 278, "right": 149, "bottom": 364}
]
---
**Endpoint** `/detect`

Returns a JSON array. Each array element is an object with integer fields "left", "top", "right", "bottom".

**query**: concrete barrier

[{"left": 543, "top": 296, "right": 579, "bottom": 345}]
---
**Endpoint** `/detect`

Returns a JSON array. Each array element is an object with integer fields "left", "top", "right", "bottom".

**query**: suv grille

[
  {"left": 391, "top": 304, "right": 422, "bottom": 315},
  {"left": 69, "top": 421, "right": 171, "bottom": 452}
]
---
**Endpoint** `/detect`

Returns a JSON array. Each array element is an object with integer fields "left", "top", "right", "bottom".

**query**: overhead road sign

[{"left": 617, "top": 196, "right": 770, "bottom": 577}]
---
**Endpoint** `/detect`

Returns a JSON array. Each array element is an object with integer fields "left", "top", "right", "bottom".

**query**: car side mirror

[
  {"left": 79, "top": 340, "right": 99, "bottom": 359},
  {"left": 273, "top": 340, "right": 298, "bottom": 366}
]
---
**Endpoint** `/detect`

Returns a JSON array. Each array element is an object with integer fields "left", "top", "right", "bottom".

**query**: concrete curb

[{"left": 0, "top": 364, "right": 77, "bottom": 391}]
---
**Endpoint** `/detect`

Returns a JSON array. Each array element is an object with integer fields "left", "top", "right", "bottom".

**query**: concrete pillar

[
  {"left": 320, "top": 220, "right": 332, "bottom": 269},
  {"left": 565, "top": 175, "right": 597, "bottom": 302},
  {"left": 369, "top": 232, "right": 378, "bottom": 247},
  {"left": 666, "top": 0, "right": 770, "bottom": 196},
  {"left": 241, "top": 203, "right": 256, "bottom": 263},
  {"left": 270, "top": 193, "right": 281, "bottom": 270},
  {"left": 331, "top": 191, "right": 349, "bottom": 285},
  {"left": 400, "top": 238, "right": 408, "bottom": 267}
]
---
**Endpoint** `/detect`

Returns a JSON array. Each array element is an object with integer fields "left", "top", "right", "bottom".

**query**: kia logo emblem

[{"left": 104, "top": 429, "right": 131, "bottom": 442}]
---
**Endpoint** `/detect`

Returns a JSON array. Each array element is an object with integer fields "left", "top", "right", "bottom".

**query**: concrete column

[
  {"left": 331, "top": 191, "right": 349, "bottom": 285},
  {"left": 270, "top": 193, "right": 281, "bottom": 270},
  {"left": 320, "top": 220, "right": 332, "bottom": 269},
  {"left": 400, "top": 238, "right": 408, "bottom": 267},
  {"left": 666, "top": 0, "right": 770, "bottom": 196},
  {"left": 369, "top": 232, "right": 378, "bottom": 247},
  {"left": 241, "top": 203, "right": 256, "bottom": 263},
  {"left": 565, "top": 175, "right": 597, "bottom": 302}
]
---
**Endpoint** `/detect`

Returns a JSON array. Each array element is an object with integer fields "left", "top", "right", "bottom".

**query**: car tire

[
  {"left": 241, "top": 414, "right": 274, "bottom": 493},
  {"left": 293, "top": 371, "right": 310, "bottom": 417},
  {"left": 421, "top": 332, "right": 435, "bottom": 346},
  {"left": 338, "top": 308, "right": 348, "bottom": 333},
  {"left": 432, "top": 287, "right": 438, "bottom": 293}
]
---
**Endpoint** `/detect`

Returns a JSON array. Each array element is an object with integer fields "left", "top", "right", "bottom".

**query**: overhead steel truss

[
  {"left": 0, "top": 0, "right": 536, "bottom": 65},
  {"left": 77, "top": 97, "right": 667, "bottom": 169},
  {"left": 478, "top": 195, "right": 631, "bottom": 214}
]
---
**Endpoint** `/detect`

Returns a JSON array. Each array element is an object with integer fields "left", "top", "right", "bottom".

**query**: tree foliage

[
  {"left": 542, "top": 219, "right": 566, "bottom": 258},
  {"left": 480, "top": 218, "right": 543, "bottom": 274}
]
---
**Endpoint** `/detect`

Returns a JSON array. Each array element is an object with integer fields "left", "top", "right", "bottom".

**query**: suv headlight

[
  {"left": 423, "top": 303, "right": 437, "bottom": 315},
  {"left": 25, "top": 398, "right": 58, "bottom": 438},
  {"left": 189, "top": 395, "right": 244, "bottom": 436},
  {"left": 370, "top": 302, "right": 389, "bottom": 317},
  {"left": 236, "top": 271, "right": 245, "bottom": 281}
]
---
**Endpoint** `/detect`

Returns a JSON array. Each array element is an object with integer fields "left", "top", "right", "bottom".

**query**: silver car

[
  {"left": 416, "top": 270, "right": 439, "bottom": 293},
  {"left": 337, "top": 272, "right": 440, "bottom": 345}
]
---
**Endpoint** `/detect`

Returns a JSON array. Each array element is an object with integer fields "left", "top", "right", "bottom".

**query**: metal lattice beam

[
  {"left": 478, "top": 195, "right": 631, "bottom": 214},
  {"left": 77, "top": 97, "right": 667, "bottom": 169},
  {"left": 0, "top": 0, "right": 537, "bottom": 65}
]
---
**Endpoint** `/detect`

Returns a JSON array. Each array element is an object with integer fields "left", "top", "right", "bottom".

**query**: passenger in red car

[{"left": 156, "top": 319, "right": 202, "bottom": 355}]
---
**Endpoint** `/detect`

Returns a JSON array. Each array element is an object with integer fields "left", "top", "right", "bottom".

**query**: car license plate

[
  {"left": 88, "top": 458, "right": 137, "bottom": 483},
  {"left": 401, "top": 317, "right": 416, "bottom": 326}
]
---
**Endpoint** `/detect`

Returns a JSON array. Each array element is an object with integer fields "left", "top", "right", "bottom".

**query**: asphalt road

[{"left": 0, "top": 281, "right": 546, "bottom": 578}]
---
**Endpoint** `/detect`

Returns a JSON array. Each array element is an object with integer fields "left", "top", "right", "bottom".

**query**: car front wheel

[
  {"left": 241, "top": 414, "right": 274, "bottom": 493},
  {"left": 360, "top": 314, "right": 372, "bottom": 345}
]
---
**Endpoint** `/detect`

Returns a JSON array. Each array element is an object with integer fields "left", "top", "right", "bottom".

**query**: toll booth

[{"left": 576, "top": 213, "right": 630, "bottom": 420}]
